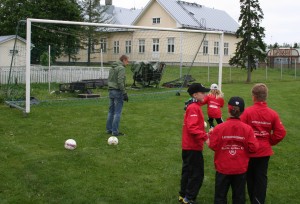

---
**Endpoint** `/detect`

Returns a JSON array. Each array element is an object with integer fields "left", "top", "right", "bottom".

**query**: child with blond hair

[{"left": 202, "top": 83, "right": 224, "bottom": 128}]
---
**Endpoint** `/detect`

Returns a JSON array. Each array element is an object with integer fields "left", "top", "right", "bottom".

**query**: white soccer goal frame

[{"left": 25, "top": 18, "right": 224, "bottom": 114}]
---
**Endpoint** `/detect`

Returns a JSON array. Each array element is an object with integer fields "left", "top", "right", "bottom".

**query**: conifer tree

[{"left": 229, "top": 0, "right": 266, "bottom": 82}]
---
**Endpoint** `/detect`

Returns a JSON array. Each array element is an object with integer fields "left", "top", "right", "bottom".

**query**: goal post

[{"left": 25, "top": 18, "right": 224, "bottom": 114}]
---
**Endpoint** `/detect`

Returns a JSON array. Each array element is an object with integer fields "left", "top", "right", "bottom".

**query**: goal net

[{"left": 4, "top": 18, "right": 224, "bottom": 114}]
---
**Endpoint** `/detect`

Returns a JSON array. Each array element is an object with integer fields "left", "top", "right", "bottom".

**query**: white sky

[{"left": 110, "top": 0, "right": 299, "bottom": 45}]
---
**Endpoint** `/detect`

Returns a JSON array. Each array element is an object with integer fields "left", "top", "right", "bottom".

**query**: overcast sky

[{"left": 110, "top": 0, "right": 299, "bottom": 45}]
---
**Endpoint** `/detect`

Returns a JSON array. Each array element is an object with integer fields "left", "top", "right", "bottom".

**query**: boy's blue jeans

[{"left": 106, "top": 89, "right": 124, "bottom": 135}]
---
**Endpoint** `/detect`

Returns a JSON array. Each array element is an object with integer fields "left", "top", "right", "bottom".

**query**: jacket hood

[{"left": 112, "top": 60, "right": 123, "bottom": 68}]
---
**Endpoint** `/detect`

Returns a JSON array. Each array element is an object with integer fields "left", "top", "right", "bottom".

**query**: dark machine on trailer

[{"left": 130, "top": 61, "right": 166, "bottom": 88}]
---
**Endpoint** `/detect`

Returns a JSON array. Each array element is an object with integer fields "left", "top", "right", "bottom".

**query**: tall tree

[
  {"left": 78, "top": 0, "right": 114, "bottom": 65},
  {"left": 229, "top": 0, "right": 266, "bottom": 82},
  {"left": 0, "top": 0, "right": 83, "bottom": 64}
]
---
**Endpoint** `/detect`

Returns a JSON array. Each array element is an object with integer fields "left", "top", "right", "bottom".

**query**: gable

[{"left": 134, "top": 1, "right": 177, "bottom": 27}]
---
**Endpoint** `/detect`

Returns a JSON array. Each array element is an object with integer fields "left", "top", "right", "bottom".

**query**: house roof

[
  {"left": 131, "top": 0, "right": 239, "bottom": 34},
  {"left": 113, "top": 7, "right": 141, "bottom": 25},
  {"left": 104, "top": 5, "right": 142, "bottom": 25},
  {"left": 0, "top": 35, "right": 27, "bottom": 45}
]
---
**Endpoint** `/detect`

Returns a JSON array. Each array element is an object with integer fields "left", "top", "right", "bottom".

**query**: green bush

[{"left": 40, "top": 52, "right": 53, "bottom": 66}]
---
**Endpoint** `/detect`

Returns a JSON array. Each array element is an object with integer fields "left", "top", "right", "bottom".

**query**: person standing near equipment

[
  {"left": 240, "top": 83, "right": 286, "bottom": 204},
  {"left": 208, "top": 96, "right": 258, "bottom": 204},
  {"left": 179, "top": 83, "right": 210, "bottom": 204},
  {"left": 106, "top": 55, "right": 129, "bottom": 136}
]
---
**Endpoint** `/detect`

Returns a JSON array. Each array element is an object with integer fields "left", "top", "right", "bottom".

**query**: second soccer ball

[{"left": 107, "top": 136, "right": 118, "bottom": 145}]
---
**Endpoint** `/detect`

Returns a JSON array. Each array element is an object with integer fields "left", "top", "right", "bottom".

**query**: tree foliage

[
  {"left": 229, "top": 0, "right": 267, "bottom": 82},
  {"left": 0, "top": 0, "right": 83, "bottom": 64},
  {"left": 77, "top": 0, "right": 114, "bottom": 65}
]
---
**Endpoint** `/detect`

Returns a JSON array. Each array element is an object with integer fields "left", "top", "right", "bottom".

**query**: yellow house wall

[{"left": 60, "top": 31, "right": 239, "bottom": 64}]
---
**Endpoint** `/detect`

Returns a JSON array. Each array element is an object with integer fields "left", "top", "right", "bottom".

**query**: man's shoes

[
  {"left": 178, "top": 195, "right": 184, "bottom": 202},
  {"left": 182, "top": 197, "right": 197, "bottom": 204},
  {"left": 106, "top": 130, "right": 112, "bottom": 134},
  {"left": 112, "top": 132, "right": 125, "bottom": 136}
]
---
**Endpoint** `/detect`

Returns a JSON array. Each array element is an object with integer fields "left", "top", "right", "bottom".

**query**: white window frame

[
  {"left": 167, "top": 37, "right": 175, "bottom": 53},
  {"left": 100, "top": 38, "right": 107, "bottom": 53},
  {"left": 139, "top": 39, "right": 145, "bottom": 53},
  {"left": 125, "top": 40, "right": 132, "bottom": 54},
  {"left": 203, "top": 40, "right": 208, "bottom": 55},
  {"left": 152, "top": 17, "right": 160, "bottom": 24},
  {"left": 153, "top": 38, "right": 159, "bottom": 53},
  {"left": 214, "top": 41, "right": 219, "bottom": 55},
  {"left": 224, "top": 42, "right": 229, "bottom": 56},
  {"left": 113, "top": 41, "right": 119, "bottom": 54}
]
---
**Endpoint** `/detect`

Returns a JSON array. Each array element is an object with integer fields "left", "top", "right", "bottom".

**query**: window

[
  {"left": 139, "top": 39, "right": 145, "bottom": 53},
  {"left": 113, "top": 41, "right": 119, "bottom": 54},
  {"left": 100, "top": 38, "right": 107, "bottom": 53},
  {"left": 125, "top": 40, "right": 132, "bottom": 54},
  {"left": 214, "top": 41, "right": 219, "bottom": 55},
  {"left": 167, "top": 38, "right": 175, "bottom": 53},
  {"left": 203, "top": 40, "right": 208, "bottom": 55},
  {"left": 153, "top": 38, "right": 159, "bottom": 52},
  {"left": 152, "top": 18, "right": 160, "bottom": 24},
  {"left": 9, "top": 49, "right": 19, "bottom": 55},
  {"left": 91, "top": 40, "right": 95, "bottom": 53},
  {"left": 224, "top": 42, "right": 229, "bottom": 55}
]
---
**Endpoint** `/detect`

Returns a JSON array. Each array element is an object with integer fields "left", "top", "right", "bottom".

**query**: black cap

[
  {"left": 187, "top": 83, "right": 210, "bottom": 96},
  {"left": 228, "top": 96, "right": 245, "bottom": 112}
]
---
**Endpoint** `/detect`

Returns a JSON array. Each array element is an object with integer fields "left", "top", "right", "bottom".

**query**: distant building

[
  {"left": 0, "top": 35, "right": 26, "bottom": 66},
  {"left": 267, "top": 48, "right": 300, "bottom": 68},
  {"left": 58, "top": 0, "right": 240, "bottom": 65}
]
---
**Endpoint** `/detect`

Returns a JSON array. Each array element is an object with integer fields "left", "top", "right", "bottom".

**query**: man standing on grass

[
  {"left": 240, "top": 83, "right": 286, "bottom": 204},
  {"left": 179, "top": 83, "right": 210, "bottom": 204},
  {"left": 106, "top": 55, "right": 129, "bottom": 137}
]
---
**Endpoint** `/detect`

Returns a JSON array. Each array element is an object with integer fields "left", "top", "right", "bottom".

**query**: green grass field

[{"left": 0, "top": 67, "right": 299, "bottom": 203}]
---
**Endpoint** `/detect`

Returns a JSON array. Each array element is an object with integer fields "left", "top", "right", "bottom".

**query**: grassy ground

[{"left": 0, "top": 68, "right": 299, "bottom": 203}]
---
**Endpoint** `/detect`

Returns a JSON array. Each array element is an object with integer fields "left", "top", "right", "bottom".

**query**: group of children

[{"left": 179, "top": 83, "right": 286, "bottom": 204}]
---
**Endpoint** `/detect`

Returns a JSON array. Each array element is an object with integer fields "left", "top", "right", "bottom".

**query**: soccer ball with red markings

[{"left": 64, "top": 139, "right": 77, "bottom": 150}]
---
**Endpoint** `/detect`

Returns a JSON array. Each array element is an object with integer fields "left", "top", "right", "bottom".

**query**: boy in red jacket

[
  {"left": 208, "top": 96, "right": 259, "bottom": 204},
  {"left": 240, "top": 83, "right": 286, "bottom": 204},
  {"left": 179, "top": 83, "right": 210, "bottom": 204}
]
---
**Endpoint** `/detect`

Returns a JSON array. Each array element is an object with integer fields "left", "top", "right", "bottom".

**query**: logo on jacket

[{"left": 229, "top": 149, "right": 236, "bottom": 155}]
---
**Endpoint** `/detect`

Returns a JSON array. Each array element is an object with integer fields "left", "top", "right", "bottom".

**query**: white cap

[{"left": 210, "top": 83, "right": 218, "bottom": 90}]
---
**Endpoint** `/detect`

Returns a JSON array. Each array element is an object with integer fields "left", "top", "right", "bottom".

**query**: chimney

[{"left": 105, "top": 0, "right": 112, "bottom": 5}]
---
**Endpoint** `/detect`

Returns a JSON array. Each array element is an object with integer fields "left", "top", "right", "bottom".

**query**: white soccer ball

[
  {"left": 107, "top": 136, "right": 118, "bottom": 145},
  {"left": 204, "top": 121, "right": 207, "bottom": 128},
  {"left": 64, "top": 139, "right": 77, "bottom": 150}
]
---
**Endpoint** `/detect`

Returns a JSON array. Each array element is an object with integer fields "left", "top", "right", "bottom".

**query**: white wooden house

[{"left": 0, "top": 35, "right": 27, "bottom": 67}]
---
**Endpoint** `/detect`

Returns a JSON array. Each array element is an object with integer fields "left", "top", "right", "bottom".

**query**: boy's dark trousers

[
  {"left": 214, "top": 171, "right": 247, "bottom": 204},
  {"left": 247, "top": 156, "right": 270, "bottom": 204},
  {"left": 179, "top": 150, "right": 204, "bottom": 201}
]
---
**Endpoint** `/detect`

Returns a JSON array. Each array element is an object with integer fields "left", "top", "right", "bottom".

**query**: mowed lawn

[{"left": 0, "top": 79, "right": 299, "bottom": 203}]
